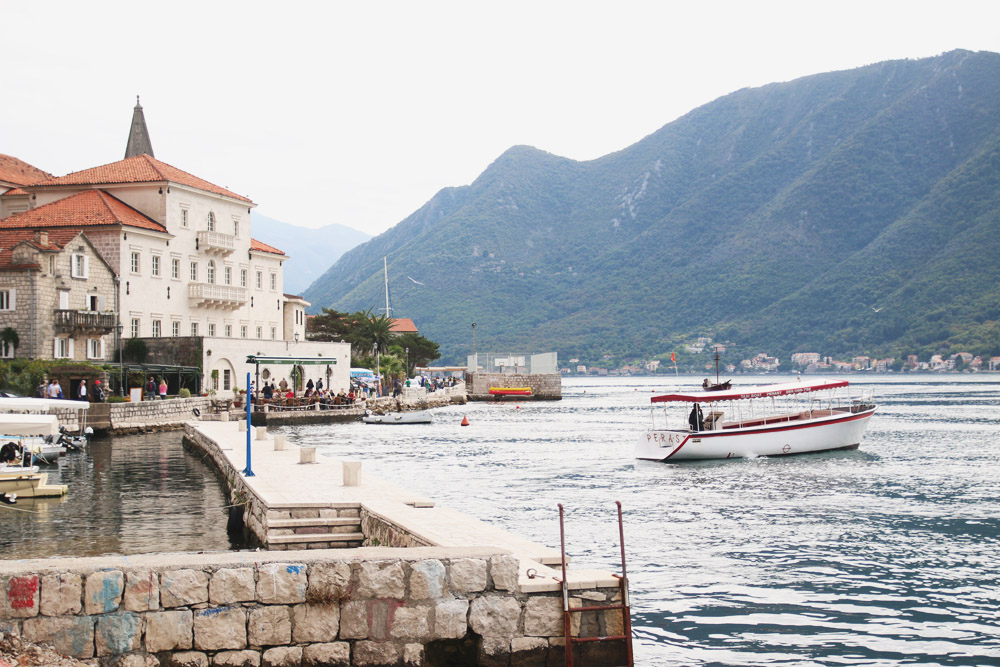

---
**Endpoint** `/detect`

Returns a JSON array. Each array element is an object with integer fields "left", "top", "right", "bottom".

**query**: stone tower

[{"left": 124, "top": 96, "right": 154, "bottom": 158}]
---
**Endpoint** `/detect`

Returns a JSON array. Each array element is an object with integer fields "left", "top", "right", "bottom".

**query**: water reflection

[{"left": 0, "top": 432, "right": 242, "bottom": 559}]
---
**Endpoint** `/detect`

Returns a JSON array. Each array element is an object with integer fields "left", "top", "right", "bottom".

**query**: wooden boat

[
  {"left": 362, "top": 410, "right": 433, "bottom": 425},
  {"left": 488, "top": 387, "right": 532, "bottom": 396},
  {"left": 636, "top": 379, "right": 876, "bottom": 461},
  {"left": 0, "top": 458, "right": 68, "bottom": 497}
]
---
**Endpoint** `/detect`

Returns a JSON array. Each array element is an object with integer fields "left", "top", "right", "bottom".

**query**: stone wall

[
  {"left": 109, "top": 397, "right": 212, "bottom": 433},
  {"left": 466, "top": 374, "right": 562, "bottom": 401},
  {"left": 0, "top": 549, "right": 626, "bottom": 666}
]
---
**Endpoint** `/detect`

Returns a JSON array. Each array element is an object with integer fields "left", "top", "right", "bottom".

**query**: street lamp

[
  {"left": 471, "top": 322, "right": 477, "bottom": 363},
  {"left": 405, "top": 347, "right": 409, "bottom": 377}
]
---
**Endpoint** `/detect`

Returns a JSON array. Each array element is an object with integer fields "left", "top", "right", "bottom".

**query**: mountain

[
  {"left": 250, "top": 213, "right": 371, "bottom": 294},
  {"left": 303, "top": 50, "right": 1000, "bottom": 365}
]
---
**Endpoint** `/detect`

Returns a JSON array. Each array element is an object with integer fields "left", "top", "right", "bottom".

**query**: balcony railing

[
  {"left": 196, "top": 230, "right": 236, "bottom": 255},
  {"left": 54, "top": 310, "right": 117, "bottom": 334},
  {"left": 188, "top": 282, "right": 247, "bottom": 309}
]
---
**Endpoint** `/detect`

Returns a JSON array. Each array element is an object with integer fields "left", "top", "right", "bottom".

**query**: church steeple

[{"left": 124, "top": 95, "right": 154, "bottom": 158}]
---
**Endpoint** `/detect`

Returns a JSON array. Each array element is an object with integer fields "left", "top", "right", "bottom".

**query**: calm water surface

[
  {"left": 289, "top": 375, "right": 1000, "bottom": 666},
  {"left": 3, "top": 376, "right": 999, "bottom": 666}
]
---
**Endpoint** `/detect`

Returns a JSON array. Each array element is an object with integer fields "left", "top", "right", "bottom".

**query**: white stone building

[{"left": 0, "top": 101, "right": 349, "bottom": 396}]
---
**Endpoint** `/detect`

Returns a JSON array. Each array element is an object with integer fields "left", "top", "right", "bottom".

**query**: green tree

[
  {"left": 0, "top": 328, "right": 19, "bottom": 359},
  {"left": 393, "top": 333, "right": 440, "bottom": 373},
  {"left": 123, "top": 338, "right": 148, "bottom": 363}
]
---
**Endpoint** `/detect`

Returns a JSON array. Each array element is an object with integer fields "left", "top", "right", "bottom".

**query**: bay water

[{"left": 3, "top": 375, "right": 998, "bottom": 665}]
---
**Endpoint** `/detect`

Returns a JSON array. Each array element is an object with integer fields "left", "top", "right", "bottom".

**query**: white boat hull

[
  {"left": 363, "top": 411, "right": 433, "bottom": 425},
  {"left": 0, "top": 469, "right": 68, "bottom": 497},
  {"left": 636, "top": 408, "right": 875, "bottom": 461}
]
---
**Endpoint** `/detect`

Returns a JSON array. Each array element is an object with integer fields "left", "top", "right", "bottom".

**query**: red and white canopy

[{"left": 651, "top": 379, "right": 850, "bottom": 404}]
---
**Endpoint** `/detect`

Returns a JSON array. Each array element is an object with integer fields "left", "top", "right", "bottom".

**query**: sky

[{"left": 3, "top": 1, "right": 999, "bottom": 237}]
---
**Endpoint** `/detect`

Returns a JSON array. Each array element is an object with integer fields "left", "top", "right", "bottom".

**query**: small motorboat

[
  {"left": 488, "top": 387, "right": 532, "bottom": 396},
  {"left": 362, "top": 410, "right": 433, "bottom": 425}
]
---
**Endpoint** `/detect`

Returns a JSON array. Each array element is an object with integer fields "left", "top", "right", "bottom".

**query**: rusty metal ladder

[{"left": 558, "top": 501, "right": 634, "bottom": 667}]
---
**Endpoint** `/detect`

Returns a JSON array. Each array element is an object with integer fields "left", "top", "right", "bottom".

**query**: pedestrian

[
  {"left": 146, "top": 377, "right": 156, "bottom": 400},
  {"left": 158, "top": 378, "right": 167, "bottom": 400},
  {"left": 306, "top": 378, "right": 314, "bottom": 392},
  {"left": 55, "top": 380, "right": 64, "bottom": 399},
  {"left": 94, "top": 380, "right": 105, "bottom": 402},
  {"left": 316, "top": 378, "right": 323, "bottom": 392},
  {"left": 78, "top": 379, "right": 88, "bottom": 402}
]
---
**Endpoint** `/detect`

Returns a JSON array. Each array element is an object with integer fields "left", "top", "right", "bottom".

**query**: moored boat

[
  {"left": 362, "top": 410, "right": 433, "bottom": 424},
  {"left": 636, "top": 379, "right": 876, "bottom": 461}
]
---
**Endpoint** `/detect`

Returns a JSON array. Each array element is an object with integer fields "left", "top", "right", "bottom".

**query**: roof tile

[
  {"left": 0, "top": 189, "right": 167, "bottom": 234},
  {"left": 250, "top": 237, "right": 285, "bottom": 255},
  {"left": 32, "top": 154, "right": 252, "bottom": 203},
  {"left": 0, "top": 154, "right": 52, "bottom": 187}
]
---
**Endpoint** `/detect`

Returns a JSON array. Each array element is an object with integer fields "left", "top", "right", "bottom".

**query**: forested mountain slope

[{"left": 304, "top": 50, "right": 1000, "bottom": 364}]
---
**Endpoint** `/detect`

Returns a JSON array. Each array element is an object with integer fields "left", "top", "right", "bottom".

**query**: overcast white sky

[{"left": 3, "top": 1, "right": 998, "bottom": 236}]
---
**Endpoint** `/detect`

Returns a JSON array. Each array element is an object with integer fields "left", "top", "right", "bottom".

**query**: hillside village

[{"left": 563, "top": 337, "right": 1000, "bottom": 376}]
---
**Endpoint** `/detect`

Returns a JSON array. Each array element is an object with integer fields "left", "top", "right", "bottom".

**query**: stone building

[{"left": 0, "top": 101, "right": 350, "bottom": 395}]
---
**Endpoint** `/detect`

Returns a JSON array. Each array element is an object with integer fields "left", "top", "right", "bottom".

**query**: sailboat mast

[{"left": 383, "top": 256, "right": 392, "bottom": 318}]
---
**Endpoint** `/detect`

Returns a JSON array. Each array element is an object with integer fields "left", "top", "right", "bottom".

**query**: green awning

[{"left": 245, "top": 355, "right": 338, "bottom": 365}]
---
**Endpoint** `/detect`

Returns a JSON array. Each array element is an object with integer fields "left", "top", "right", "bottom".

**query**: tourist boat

[
  {"left": 636, "top": 379, "right": 876, "bottom": 461},
  {"left": 489, "top": 387, "right": 532, "bottom": 396},
  {"left": 0, "top": 397, "right": 92, "bottom": 449},
  {"left": 362, "top": 410, "right": 433, "bottom": 424}
]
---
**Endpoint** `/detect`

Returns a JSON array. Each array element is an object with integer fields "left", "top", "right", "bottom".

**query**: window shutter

[
  {"left": 68, "top": 338, "right": 75, "bottom": 358},
  {"left": 54, "top": 339, "right": 59, "bottom": 357},
  {"left": 100, "top": 338, "right": 106, "bottom": 359},
  {"left": 97, "top": 296, "right": 106, "bottom": 311},
  {"left": 83, "top": 255, "right": 90, "bottom": 278},
  {"left": 8, "top": 289, "right": 14, "bottom": 310}
]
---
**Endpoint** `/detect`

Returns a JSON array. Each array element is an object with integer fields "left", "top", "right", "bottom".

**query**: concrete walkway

[{"left": 195, "top": 420, "right": 619, "bottom": 593}]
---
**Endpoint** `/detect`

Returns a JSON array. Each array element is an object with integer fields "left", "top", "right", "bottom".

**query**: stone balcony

[
  {"left": 188, "top": 282, "right": 247, "bottom": 310},
  {"left": 53, "top": 309, "right": 117, "bottom": 335},
  {"left": 196, "top": 230, "right": 236, "bottom": 255}
]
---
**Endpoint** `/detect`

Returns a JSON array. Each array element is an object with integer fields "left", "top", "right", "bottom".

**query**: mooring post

[{"left": 242, "top": 371, "right": 254, "bottom": 477}]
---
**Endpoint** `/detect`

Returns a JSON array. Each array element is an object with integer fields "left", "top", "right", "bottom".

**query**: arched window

[
  {"left": 207, "top": 260, "right": 216, "bottom": 284},
  {"left": 207, "top": 211, "right": 216, "bottom": 231}
]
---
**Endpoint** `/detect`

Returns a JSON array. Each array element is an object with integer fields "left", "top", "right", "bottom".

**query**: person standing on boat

[{"left": 688, "top": 404, "right": 704, "bottom": 431}]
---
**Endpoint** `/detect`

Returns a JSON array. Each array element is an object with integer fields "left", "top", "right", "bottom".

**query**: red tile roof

[
  {"left": 32, "top": 154, "right": 252, "bottom": 203},
  {"left": 250, "top": 238, "right": 285, "bottom": 255},
  {"left": 0, "top": 154, "right": 52, "bottom": 187},
  {"left": 0, "top": 189, "right": 167, "bottom": 234},
  {"left": 1, "top": 187, "right": 29, "bottom": 197},
  {"left": 390, "top": 318, "right": 419, "bottom": 333},
  {"left": 0, "top": 228, "right": 83, "bottom": 270}
]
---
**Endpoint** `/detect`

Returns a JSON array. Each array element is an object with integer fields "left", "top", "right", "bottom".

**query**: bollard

[
  {"left": 237, "top": 419, "right": 246, "bottom": 432},
  {"left": 342, "top": 461, "right": 362, "bottom": 486},
  {"left": 300, "top": 447, "right": 316, "bottom": 464},
  {"left": 273, "top": 434, "right": 286, "bottom": 451},
  {"left": 255, "top": 426, "right": 268, "bottom": 441}
]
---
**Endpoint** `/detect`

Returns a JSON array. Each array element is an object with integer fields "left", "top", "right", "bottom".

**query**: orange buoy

[
  {"left": 515, "top": 405, "right": 520, "bottom": 409},
  {"left": 461, "top": 415, "right": 470, "bottom": 426}
]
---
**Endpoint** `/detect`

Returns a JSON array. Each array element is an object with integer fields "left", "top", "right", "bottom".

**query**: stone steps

[
  {"left": 268, "top": 517, "right": 359, "bottom": 529},
  {"left": 267, "top": 532, "right": 364, "bottom": 547}
]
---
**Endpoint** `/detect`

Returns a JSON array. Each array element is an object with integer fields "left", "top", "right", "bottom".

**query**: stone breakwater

[{"left": 0, "top": 549, "right": 625, "bottom": 666}]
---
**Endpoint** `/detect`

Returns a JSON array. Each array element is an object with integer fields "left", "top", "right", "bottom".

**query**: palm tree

[{"left": 367, "top": 313, "right": 394, "bottom": 355}]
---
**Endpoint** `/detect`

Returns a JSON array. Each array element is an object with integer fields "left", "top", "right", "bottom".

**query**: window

[
  {"left": 207, "top": 212, "right": 215, "bottom": 231},
  {"left": 191, "top": 322, "right": 199, "bottom": 336},
  {"left": 225, "top": 324, "right": 232, "bottom": 337},
  {"left": 207, "top": 260, "right": 216, "bottom": 284},
  {"left": 223, "top": 369, "right": 231, "bottom": 391},
  {"left": 171, "top": 321, "right": 179, "bottom": 337},
  {"left": 0, "top": 339, "right": 13, "bottom": 358},
  {"left": 131, "top": 318, "right": 140, "bottom": 338},
  {"left": 190, "top": 262, "right": 198, "bottom": 281},
  {"left": 254, "top": 271, "right": 261, "bottom": 289},
  {"left": 208, "top": 323, "right": 216, "bottom": 336},
  {"left": 271, "top": 327, "right": 276, "bottom": 340},
  {"left": 171, "top": 258, "right": 180, "bottom": 279},
  {"left": 270, "top": 273, "right": 276, "bottom": 291},
  {"left": 0, "top": 290, "right": 14, "bottom": 311},
  {"left": 130, "top": 252, "right": 140, "bottom": 274},
  {"left": 87, "top": 338, "right": 103, "bottom": 360},
  {"left": 181, "top": 208, "right": 189, "bottom": 228},
  {"left": 71, "top": 253, "right": 90, "bottom": 279},
  {"left": 151, "top": 255, "right": 160, "bottom": 277},
  {"left": 234, "top": 221, "right": 239, "bottom": 237},
  {"left": 256, "top": 326, "right": 262, "bottom": 339},
  {"left": 152, "top": 320, "right": 161, "bottom": 338},
  {"left": 240, "top": 325, "right": 247, "bottom": 338},
  {"left": 240, "top": 269, "right": 247, "bottom": 287},
  {"left": 54, "top": 338, "right": 71, "bottom": 359},
  {"left": 224, "top": 266, "right": 232, "bottom": 285},
  {"left": 212, "top": 374, "right": 219, "bottom": 391}
]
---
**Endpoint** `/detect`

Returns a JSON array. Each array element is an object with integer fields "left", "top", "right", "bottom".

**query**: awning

[
  {"left": 651, "top": 379, "right": 850, "bottom": 403},
  {"left": 245, "top": 356, "right": 338, "bottom": 365}
]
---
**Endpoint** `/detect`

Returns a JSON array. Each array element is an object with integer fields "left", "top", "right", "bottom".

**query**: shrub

[{"left": 178, "top": 388, "right": 191, "bottom": 398}]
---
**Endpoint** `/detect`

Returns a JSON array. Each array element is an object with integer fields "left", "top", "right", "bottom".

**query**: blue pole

[{"left": 242, "top": 371, "right": 254, "bottom": 476}]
